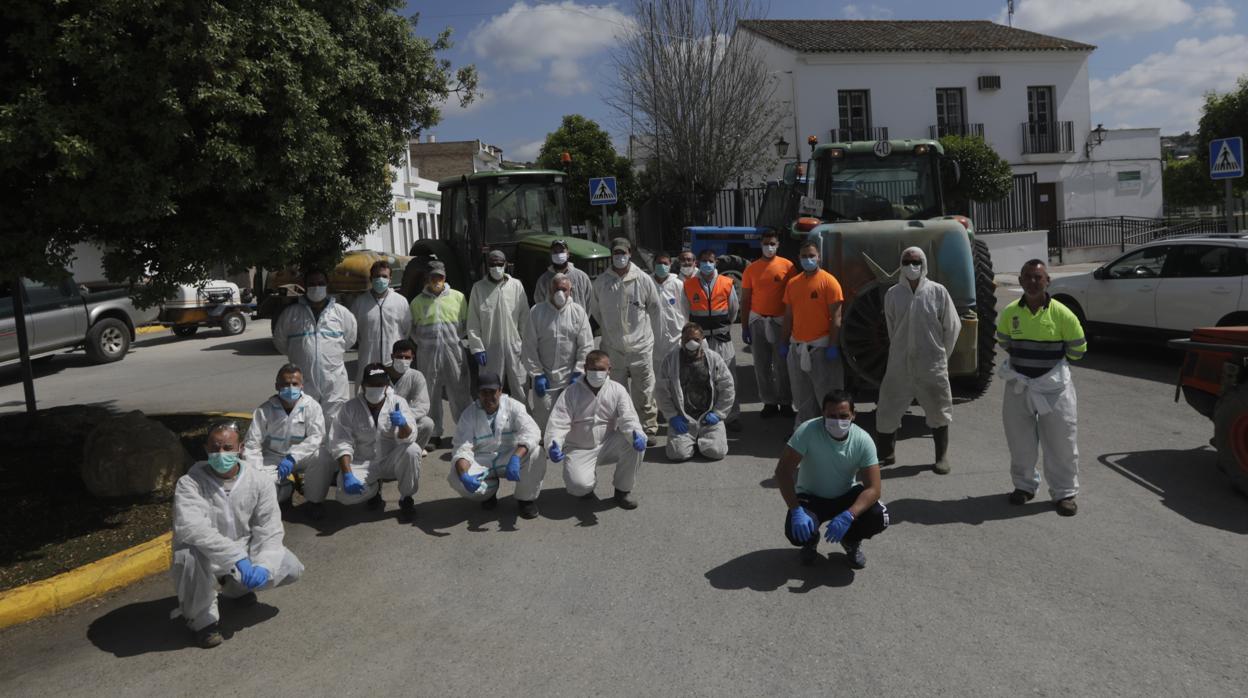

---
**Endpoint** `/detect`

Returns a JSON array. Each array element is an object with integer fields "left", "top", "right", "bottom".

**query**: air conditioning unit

[{"left": 978, "top": 75, "right": 1001, "bottom": 91}]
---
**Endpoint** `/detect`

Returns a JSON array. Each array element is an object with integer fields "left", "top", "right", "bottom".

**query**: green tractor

[
  {"left": 779, "top": 139, "right": 997, "bottom": 396},
  {"left": 400, "top": 170, "right": 610, "bottom": 299}
]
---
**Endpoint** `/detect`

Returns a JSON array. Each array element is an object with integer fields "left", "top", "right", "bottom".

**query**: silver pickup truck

[{"left": 0, "top": 277, "right": 158, "bottom": 365}]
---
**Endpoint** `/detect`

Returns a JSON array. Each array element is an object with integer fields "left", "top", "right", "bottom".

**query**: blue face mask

[
  {"left": 371, "top": 277, "right": 389, "bottom": 293},
  {"left": 654, "top": 263, "right": 670, "bottom": 279},
  {"left": 208, "top": 451, "right": 239, "bottom": 474},
  {"left": 801, "top": 257, "right": 819, "bottom": 272},
  {"left": 699, "top": 261, "right": 715, "bottom": 276},
  {"left": 278, "top": 386, "right": 302, "bottom": 402}
]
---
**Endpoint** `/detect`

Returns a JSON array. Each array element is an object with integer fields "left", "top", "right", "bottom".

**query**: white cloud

[
  {"left": 509, "top": 140, "right": 546, "bottom": 162},
  {"left": 471, "top": 2, "right": 634, "bottom": 97},
  {"left": 843, "top": 4, "right": 894, "bottom": 20},
  {"left": 1194, "top": 1, "right": 1236, "bottom": 26},
  {"left": 1002, "top": 0, "right": 1197, "bottom": 40},
  {"left": 1090, "top": 34, "right": 1248, "bottom": 133}
]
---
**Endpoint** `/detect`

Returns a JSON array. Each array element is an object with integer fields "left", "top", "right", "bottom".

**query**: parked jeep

[{"left": 0, "top": 277, "right": 158, "bottom": 365}]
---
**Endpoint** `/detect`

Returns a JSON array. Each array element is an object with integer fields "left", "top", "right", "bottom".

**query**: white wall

[
  {"left": 981, "top": 230, "right": 1048, "bottom": 274},
  {"left": 1012, "top": 128, "right": 1163, "bottom": 219},
  {"left": 352, "top": 152, "right": 442, "bottom": 256}
]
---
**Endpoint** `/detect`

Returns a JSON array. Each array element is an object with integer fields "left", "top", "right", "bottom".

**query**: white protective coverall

[
  {"left": 241, "top": 394, "right": 326, "bottom": 502},
  {"left": 653, "top": 273, "right": 687, "bottom": 375},
  {"left": 351, "top": 289, "right": 412, "bottom": 385},
  {"left": 681, "top": 271, "right": 741, "bottom": 421},
  {"left": 522, "top": 297, "right": 593, "bottom": 430},
  {"left": 545, "top": 378, "right": 644, "bottom": 497},
  {"left": 274, "top": 298, "right": 358, "bottom": 418},
  {"left": 590, "top": 262, "right": 662, "bottom": 434},
  {"left": 1001, "top": 361, "right": 1079, "bottom": 501},
  {"left": 171, "top": 462, "right": 303, "bottom": 631},
  {"left": 655, "top": 341, "right": 736, "bottom": 461},
  {"left": 875, "top": 247, "right": 962, "bottom": 433},
  {"left": 447, "top": 395, "right": 542, "bottom": 501},
  {"left": 410, "top": 285, "right": 471, "bottom": 439},
  {"left": 467, "top": 274, "right": 530, "bottom": 398},
  {"left": 305, "top": 389, "right": 421, "bottom": 505},
  {"left": 391, "top": 367, "right": 436, "bottom": 449},
  {"left": 533, "top": 263, "right": 596, "bottom": 310}
]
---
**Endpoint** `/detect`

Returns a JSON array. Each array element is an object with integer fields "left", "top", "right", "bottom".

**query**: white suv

[{"left": 1048, "top": 237, "right": 1248, "bottom": 337}]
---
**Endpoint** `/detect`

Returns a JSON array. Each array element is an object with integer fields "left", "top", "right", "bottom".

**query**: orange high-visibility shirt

[
  {"left": 742, "top": 256, "right": 795, "bottom": 317},
  {"left": 783, "top": 269, "right": 843, "bottom": 342}
]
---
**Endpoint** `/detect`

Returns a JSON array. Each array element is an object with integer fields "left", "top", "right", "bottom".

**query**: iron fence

[
  {"left": 828, "top": 126, "right": 890, "bottom": 143},
  {"left": 1048, "top": 215, "right": 1234, "bottom": 263},
  {"left": 969, "top": 174, "right": 1036, "bottom": 233},
  {"left": 709, "top": 186, "right": 768, "bottom": 228},
  {"left": 929, "top": 123, "right": 985, "bottom": 139},
  {"left": 1021, "top": 121, "right": 1075, "bottom": 154}
]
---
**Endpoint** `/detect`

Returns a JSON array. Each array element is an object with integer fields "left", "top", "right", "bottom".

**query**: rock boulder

[{"left": 82, "top": 411, "right": 188, "bottom": 498}]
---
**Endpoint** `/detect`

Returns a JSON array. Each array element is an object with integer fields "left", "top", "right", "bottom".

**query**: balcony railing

[
  {"left": 1021, "top": 121, "right": 1075, "bottom": 154},
  {"left": 929, "top": 123, "right": 985, "bottom": 139},
  {"left": 828, "top": 126, "right": 889, "bottom": 143}
]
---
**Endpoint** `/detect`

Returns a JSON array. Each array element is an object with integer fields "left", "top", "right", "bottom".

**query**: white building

[
  {"left": 354, "top": 143, "right": 442, "bottom": 256},
  {"left": 739, "top": 19, "right": 1163, "bottom": 225}
]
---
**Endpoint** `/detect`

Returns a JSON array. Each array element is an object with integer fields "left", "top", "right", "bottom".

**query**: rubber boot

[
  {"left": 932, "top": 426, "right": 950, "bottom": 474},
  {"left": 876, "top": 431, "right": 896, "bottom": 466}
]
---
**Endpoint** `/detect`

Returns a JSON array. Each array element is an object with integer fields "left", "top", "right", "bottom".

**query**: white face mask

[
  {"left": 305, "top": 286, "right": 328, "bottom": 303},
  {"left": 552, "top": 290, "right": 568, "bottom": 308},
  {"left": 903, "top": 263, "right": 922, "bottom": 281},
  {"left": 364, "top": 386, "right": 387, "bottom": 404},
  {"left": 612, "top": 254, "right": 630, "bottom": 270},
  {"left": 679, "top": 264, "right": 696, "bottom": 278},
  {"left": 824, "top": 417, "right": 852, "bottom": 440},
  {"left": 488, "top": 266, "right": 505, "bottom": 280},
  {"left": 585, "top": 370, "right": 608, "bottom": 388},
  {"left": 551, "top": 251, "right": 569, "bottom": 266},
  {"left": 391, "top": 358, "right": 411, "bottom": 374},
  {"left": 762, "top": 244, "right": 778, "bottom": 258},
  {"left": 684, "top": 340, "right": 700, "bottom": 352}
]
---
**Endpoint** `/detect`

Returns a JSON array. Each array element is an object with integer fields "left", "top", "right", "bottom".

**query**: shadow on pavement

[
  {"left": 1073, "top": 337, "right": 1182, "bottom": 384},
  {"left": 705, "top": 548, "right": 854, "bottom": 593},
  {"left": 880, "top": 464, "right": 932, "bottom": 480},
  {"left": 86, "top": 595, "right": 278, "bottom": 657},
  {"left": 887, "top": 494, "right": 1048, "bottom": 525},
  {"left": 291, "top": 500, "right": 395, "bottom": 537},
  {"left": 199, "top": 337, "right": 281, "bottom": 357},
  {"left": 0, "top": 353, "right": 96, "bottom": 387},
  {"left": 1098, "top": 448, "right": 1248, "bottom": 534}
]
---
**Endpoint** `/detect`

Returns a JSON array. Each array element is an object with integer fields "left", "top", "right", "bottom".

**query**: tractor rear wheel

[
  {"left": 952, "top": 237, "right": 997, "bottom": 398},
  {"left": 1213, "top": 382, "right": 1248, "bottom": 496},
  {"left": 717, "top": 254, "right": 747, "bottom": 295},
  {"left": 840, "top": 281, "right": 889, "bottom": 387}
]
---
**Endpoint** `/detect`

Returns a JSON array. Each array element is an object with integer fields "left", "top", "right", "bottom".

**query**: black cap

[{"left": 477, "top": 371, "right": 502, "bottom": 391}]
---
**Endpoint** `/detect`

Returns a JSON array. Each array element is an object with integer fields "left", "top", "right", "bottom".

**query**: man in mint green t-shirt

[{"left": 774, "top": 389, "right": 888, "bottom": 569}]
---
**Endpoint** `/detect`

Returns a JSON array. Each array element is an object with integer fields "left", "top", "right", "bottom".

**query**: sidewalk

[{"left": 994, "top": 262, "right": 1100, "bottom": 289}]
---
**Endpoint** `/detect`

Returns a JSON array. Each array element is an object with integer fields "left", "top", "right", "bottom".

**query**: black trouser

[{"left": 784, "top": 485, "right": 889, "bottom": 548}]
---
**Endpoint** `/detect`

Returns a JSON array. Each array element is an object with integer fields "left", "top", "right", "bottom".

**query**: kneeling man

[
  {"left": 656, "top": 323, "right": 735, "bottom": 462},
  {"left": 448, "top": 371, "right": 543, "bottom": 518},
  {"left": 241, "top": 363, "right": 325, "bottom": 504}
]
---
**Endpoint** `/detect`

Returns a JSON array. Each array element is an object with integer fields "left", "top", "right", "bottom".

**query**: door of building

[{"left": 1035, "top": 182, "right": 1058, "bottom": 237}]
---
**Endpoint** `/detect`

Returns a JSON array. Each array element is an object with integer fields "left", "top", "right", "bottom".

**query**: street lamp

[
  {"left": 1085, "top": 124, "right": 1107, "bottom": 158},
  {"left": 775, "top": 136, "right": 789, "bottom": 158}
]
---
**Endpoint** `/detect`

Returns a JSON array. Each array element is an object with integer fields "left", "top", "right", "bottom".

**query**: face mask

[
  {"left": 391, "top": 358, "right": 411, "bottom": 374},
  {"left": 278, "top": 386, "right": 302, "bottom": 402},
  {"left": 371, "top": 277, "right": 389, "bottom": 293},
  {"left": 305, "top": 286, "right": 328, "bottom": 303},
  {"left": 699, "top": 261, "right": 715, "bottom": 276},
  {"left": 364, "top": 386, "right": 387, "bottom": 403},
  {"left": 551, "top": 251, "right": 569, "bottom": 266},
  {"left": 801, "top": 257, "right": 819, "bottom": 272},
  {"left": 903, "top": 263, "right": 922, "bottom": 281},
  {"left": 679, "top": 264, "right": 696, "bottom": 278},
  {"left": 427, "top": 280, "right": 445, "bottom": 294},
  {"left": 207, "top": 451, "right": 239, "bottom": 474},
  {"left": 654, "top": 263, "right": 670, "bottom": 279},
  {"left": 552, "top": 290, "right": 568, "bottom": 308},
  {"left": 488, "top": 266, "right": 505, "bottom": 280},
  {"left": 612, "top": 254, "right": 630, "bottom": 270},
  {"left": 824, "top": 418, "right": 852, "bottom": 440},
  {"left": 585, "top": 370, "right": 608, "bottom": 388},
  {"left": 684, "top": 340, "right": 700, "bottom": 352},
  {"left": 762, "top": 244, "right": 778, "bottom": 258}
]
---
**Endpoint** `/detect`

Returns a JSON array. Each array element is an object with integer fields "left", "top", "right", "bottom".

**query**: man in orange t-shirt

[
  {"left": 781, "top": 238, "right": 845, "bottom": 425},
  {"left": 742, "top": 229, "right": 795, "bottom": 419}
]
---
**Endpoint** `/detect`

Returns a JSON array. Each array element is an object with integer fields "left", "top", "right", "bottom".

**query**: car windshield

[
  {"left": 483, "top": 180, "right": 568, "bottom": 243},
  {"left": 813, "top": 153, "right": 941, "bottom": 222}
]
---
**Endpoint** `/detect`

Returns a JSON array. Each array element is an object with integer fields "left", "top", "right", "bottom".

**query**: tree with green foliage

[
  {"left": 1163, "top": 155, "right": 1221, "bottom": 209},
  {"left": 535, "top": 114, "right": 634, "bottom": 228},
  {"left": 937, "top": 135, "right": 1014, "bottom": 216},
  {"left": 1, "top": 0, "right": 476, "bottom": 306},
  {"left": 1197, "top": 76, "right": 1248, "bottom": 197}
]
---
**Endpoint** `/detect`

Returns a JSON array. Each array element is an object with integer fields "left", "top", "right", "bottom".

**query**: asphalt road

[{"left": 2, "top": 291, "right": 1246, "bottom": 695}]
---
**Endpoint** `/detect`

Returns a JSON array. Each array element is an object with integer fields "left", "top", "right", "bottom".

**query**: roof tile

[{"left": 738, "top": 19, "right": 1095, "bottom": 53}]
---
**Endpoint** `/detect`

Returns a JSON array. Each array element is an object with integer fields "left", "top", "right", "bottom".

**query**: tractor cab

[{"left": 806, "top": 141, "right": 946, "bottom": 223}]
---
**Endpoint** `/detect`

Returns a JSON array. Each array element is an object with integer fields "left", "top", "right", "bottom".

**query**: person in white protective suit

[
  {"left": 681, "top": 248, "right": 742, "bottom": 430},
  {"left": 447, "top": 371, "right": 543, "bottom": 519},
  {"left": 241, "top": 363, "right": 325, "bottom": 505},
  {"left": 386, "top": 338, "right": 435, "bottom": 452},
  {"left": 172, "top": 422, "right": 303, "bottom": 648},
  {"left": 467, "top": 249, "right": 530, "bottom": 398},
  {"left": 351, "top": 259, "right": 411, "bottom": 385},
  {"left": 874, "top": 247, "right": 962, "bottom": 474},
  {"left": 590, "top": 237, "right": 662, "bottom": 445},
  {"left": 544, "top": 350, "right": 647, "bottom": 508},
  {"left": 409, "top": 261, "right": 471, "bottom": 450},
  {"left": 304, "top": 364, "right": 422, "bottom": 522},
  {"left": 651, "top": 251, "right": 687, "bottom": 378},
  {"left": 656, "top": 323, "right": 736, "bottom": 462},
  {"left": 997, "top": 259, "right": 1087, "bottom": 517},
  {"left": 273, "top": 269, "right": 358, "bottom": 420},
  {"left": 522, "top": 273, "right": 593, "bottom": 431},
  {"left": 533, "top": 238, "right": 596, "bottom": 310}
]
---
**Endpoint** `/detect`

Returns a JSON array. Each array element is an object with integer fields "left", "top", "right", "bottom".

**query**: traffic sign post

[
  {"left": 1210, "top": 137, "right": 1243, "bottom": 234},
  {"left": 589, "top": 177, "right": 618, "bottom": 242}
]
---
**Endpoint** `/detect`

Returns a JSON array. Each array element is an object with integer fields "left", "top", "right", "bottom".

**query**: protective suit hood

[{"left": 901, "top": 246, "right": 928, "bottom": 282}]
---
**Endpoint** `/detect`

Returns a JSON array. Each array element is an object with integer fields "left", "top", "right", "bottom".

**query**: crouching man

[
  {"left": 448, "top": 371, "right": 543, "bottom": 518},
  {"left": 241, "top": 363, "right": 325, "bottom": 505},
  {"left": 656, "top": 323, "right": 735, "bottom": 462},
  {"left": 172, "top": 421, "right": 304, "bottom": 648}
]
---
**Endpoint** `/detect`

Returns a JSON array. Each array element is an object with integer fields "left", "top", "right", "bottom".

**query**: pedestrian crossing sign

[
  {"left": 589, "top": 177, "right": 618, "bottom": 205},
  {"left": 1210, "top": 137, "right": 1244, "bottom": 180}
]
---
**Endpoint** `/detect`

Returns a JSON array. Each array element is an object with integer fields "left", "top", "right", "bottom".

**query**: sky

[{"left": 408, "top": 0, "right": 1248, "bottom": 161}]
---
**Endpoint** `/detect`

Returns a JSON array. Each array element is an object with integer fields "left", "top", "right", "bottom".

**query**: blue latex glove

[
  {"left": 789, "top": 507, "right": 817, "bottom": 543},
  {"left": 825, "top": 345, "right": 841, "bottom": 361},
  {"left": 459, "top": 471, "right": 484, "bottom": 493},
  {"left": 534, "top": 375, "right": 549, "bottom": 397},
  {"left": 474, "top": 351, "right": 488, "bottom": 366},
  {"left": 741, "top": 325, "right": 752, "bottom": 345},
  {"left": 702, "top": 412, "right": 721, "bottom": 426},
  {"left": 390, "top": 406, "right": 407, "bottom": 429},
  {"left": 342, "top": 471, "right": 365, "bottom": 495},
  {"left": 277, "top": 455, "right": 296, "bottom": 479},
  {"left": 669, "top": 415, "right": 689, "bottom": 435},
  {"left": 235, "top": 559, "right": 270, "bottom": 590},
  {"left": 632, "top": 430, "right": 646, "bottom": 452},
  {"left": 505, "top": 454, "right": 522, "bottom": 482},
  {"left": 824, "top": 510, "right": 856, "bottom": 543},
  {"left": 548, "top": 441, "right": 564, "bottom": 463},
  {"left": 569, "top": 371, "right": 582, "bottom": 385},
  {"left": 778, "top": 343, "right": 790, "bottom": 359}
]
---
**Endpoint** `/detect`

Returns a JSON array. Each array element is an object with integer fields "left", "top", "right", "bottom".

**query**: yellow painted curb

[
  {"left": 135, "top": 324, "right": 165, "bottom": 336},
  {"left": 0, "top": 532, "right": 172, "bottom": 630}
]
